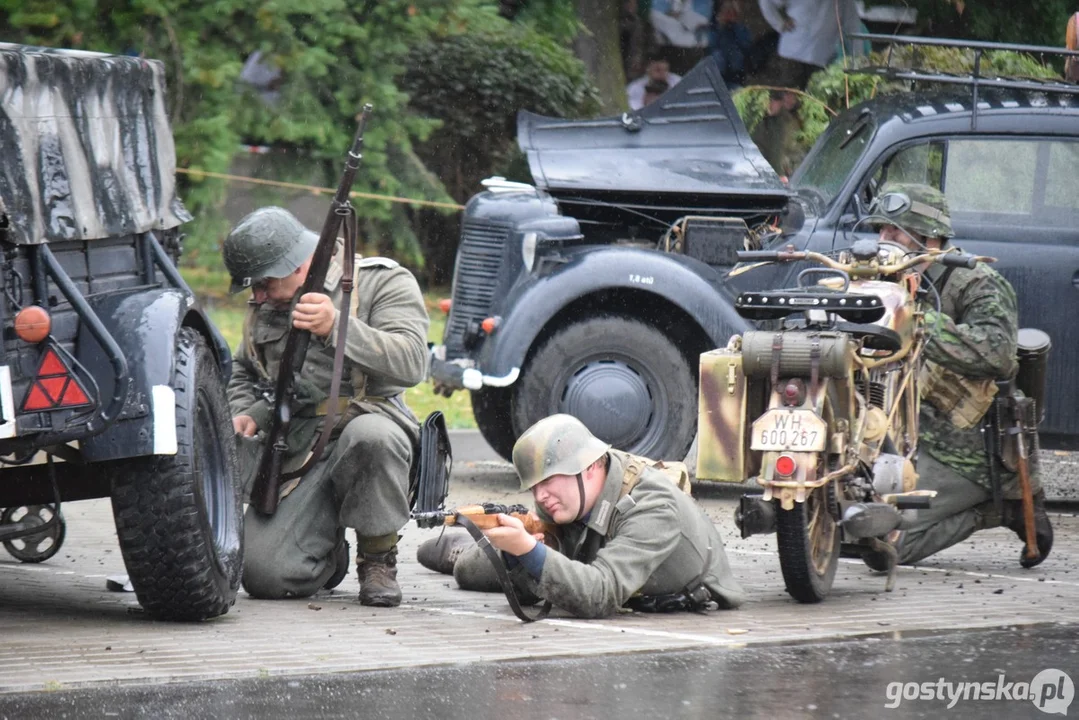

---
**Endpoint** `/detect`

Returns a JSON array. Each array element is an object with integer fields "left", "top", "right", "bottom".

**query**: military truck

[
  {"left": 430, "top": 36, "right": 1079, "bottom": 463},
  {"left": 0, "top": 44, "right": 242, "bottom": 620}
]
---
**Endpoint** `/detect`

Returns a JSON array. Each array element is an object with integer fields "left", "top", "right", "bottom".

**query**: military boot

[
  {"left": 1002, "top": 492, "right": 1053, "bottom": 568},
  {"left": 357, "top": 548, "right": 402, "bottom": 607},
  {"left": 417, "top": 531, "right": 472, "bottom": 575}
]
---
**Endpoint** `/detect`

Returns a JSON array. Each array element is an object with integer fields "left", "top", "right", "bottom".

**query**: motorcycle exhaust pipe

[
  {"left": 735, "top": 494, "right": 776, "bottom": 539},
  {"left": 841, "top": 503, "right": 902, "bottom": 539}
]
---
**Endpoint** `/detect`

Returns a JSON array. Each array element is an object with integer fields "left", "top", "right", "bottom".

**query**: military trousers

[
  {"left": 897, "top": 453, "right": 994, "bottom": 565},
  {"left": 240, "top": 412, "right": 413, "bottom": 599}
]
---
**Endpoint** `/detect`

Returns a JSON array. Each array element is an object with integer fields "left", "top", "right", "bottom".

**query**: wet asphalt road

[{"left": 2, "top": 623, "right": 1075, "bottom": 720}]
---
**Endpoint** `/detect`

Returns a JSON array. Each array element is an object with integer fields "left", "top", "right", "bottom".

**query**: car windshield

[{"left": 791, "top": 111, "right": 876, "bottom": 209}]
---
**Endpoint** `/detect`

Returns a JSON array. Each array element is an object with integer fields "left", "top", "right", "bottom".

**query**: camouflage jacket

[
  {"left": 227, "top": 247, "right": 429, "bottom": 460},
  {"left": 511, "top": 450, "right": 746, "bottom": 618},
  {"left": 919, "top": 260, "right": 1018, "bottom": 481}
]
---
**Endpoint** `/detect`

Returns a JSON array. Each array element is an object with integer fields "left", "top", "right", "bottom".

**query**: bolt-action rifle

[
  {"left": 250, "top": 104, "right": 373, "bottom": 516},
  {"left": 413, "top": 503, "right": 558, "bottom": 547}
]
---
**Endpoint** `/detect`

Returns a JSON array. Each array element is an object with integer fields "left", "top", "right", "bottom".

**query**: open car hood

[{"left": 517, "top": 56, "right": 788, "bottom": 206}]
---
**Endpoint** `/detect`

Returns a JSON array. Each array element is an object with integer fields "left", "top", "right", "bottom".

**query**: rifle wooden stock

[
  {"left": 1015, "top": 431, "right": 1039, "bottom": 563},
  {"left": 446, "top": 505, "right": 553, "bottom": 536},
  {"left": 250, "top": 105, "right": 374, "bottom": 516}
]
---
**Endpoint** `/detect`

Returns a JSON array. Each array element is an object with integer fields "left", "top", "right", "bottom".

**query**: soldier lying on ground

[
  {"left": 417, "top": 414, "right": 746, "bottom": 618},
  {"left": 224, "top": 207, "right": 429, "bottom": 606},
  {"left": 867, "top": 182, "right": 1053, "bottom": 568}
]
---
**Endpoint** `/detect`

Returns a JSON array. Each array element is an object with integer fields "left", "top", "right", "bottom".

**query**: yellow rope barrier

[{"left": 175, "top": 167, "right": 466, "bottom": 211}]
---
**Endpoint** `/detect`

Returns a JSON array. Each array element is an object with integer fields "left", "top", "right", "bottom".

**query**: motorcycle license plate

[{"left": 751, "top": 409, "right": 827, "bottom": 452}]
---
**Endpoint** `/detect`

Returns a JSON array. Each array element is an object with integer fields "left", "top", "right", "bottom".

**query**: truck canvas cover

[
  {"left": 517, "top": 56, "right": 789, "bottom": 203},
  {"left": 0, "top": 43, "right": 191, "bottom": 245}
]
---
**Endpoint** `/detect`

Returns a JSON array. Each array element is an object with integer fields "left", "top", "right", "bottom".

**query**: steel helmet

[
  {"left": 223, "top": 207, "right": 319, "bottom": 294},
  {"left": 871, "top": 182, "right": 954, "bottom": 240},
  {"left": 512, "top": 414, "right": 611, "bottom": 492}
]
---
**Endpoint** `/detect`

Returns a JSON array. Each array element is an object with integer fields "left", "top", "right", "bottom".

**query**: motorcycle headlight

[{"left": 521, "top": 232, "right": 538, "bottom": 273}]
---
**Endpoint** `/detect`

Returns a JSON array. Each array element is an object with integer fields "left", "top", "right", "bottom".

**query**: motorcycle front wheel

[{"left": 776, "top": 481, "right": 840, "bottom": 603}]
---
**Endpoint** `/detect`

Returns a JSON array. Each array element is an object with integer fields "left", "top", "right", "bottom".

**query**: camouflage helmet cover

[
  {"left": 872, "top": 182, "right": 954, "bottom": 240},
  {"left": 223, "top": 207, "right": 319, "bottom": 294},
  {"left": 512, "top": 414, "right": 611, "bottom": 491}
]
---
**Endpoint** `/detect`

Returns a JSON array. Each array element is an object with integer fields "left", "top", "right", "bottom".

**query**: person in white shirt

[
  {"left": 626, "top": 55, "right": 682, "bottom": 110},
  {"left": 758, "top": 0, "right": 861, "bottom": 89}
]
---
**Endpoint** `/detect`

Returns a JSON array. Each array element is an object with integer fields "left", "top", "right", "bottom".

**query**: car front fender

[{"left": 476, "top": 247, "right": 751, "bottom": 382}]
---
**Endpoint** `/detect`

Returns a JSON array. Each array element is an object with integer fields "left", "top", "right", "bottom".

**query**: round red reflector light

[
  {"left": 438, "top": 298, "right": 452, "bottom": 313},
  {"left": 774, "top": 454, "right": 796, "bottom": 477},
  {"left": 14, "top": 306, "right": 51, "bottom": 343}
]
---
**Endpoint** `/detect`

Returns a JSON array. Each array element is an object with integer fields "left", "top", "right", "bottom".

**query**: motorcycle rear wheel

[{"left": 776, "top": 481, "right": 840, "bottom": 603}]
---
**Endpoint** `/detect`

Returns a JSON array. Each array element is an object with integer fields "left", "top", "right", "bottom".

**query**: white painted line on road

[{"left": 400, "top": 604, "right": 746, "bottom": 646}]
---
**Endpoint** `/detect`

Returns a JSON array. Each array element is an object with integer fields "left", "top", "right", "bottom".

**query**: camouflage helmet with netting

[
  {"left": 872, "top": 182, "right": 954, "bottom": 240},
  {"left": 223, "top": 207, "right": 319, "bottom": 294},
  {"left": 512, "top": 414, "right": 611, "bottom": 491}
]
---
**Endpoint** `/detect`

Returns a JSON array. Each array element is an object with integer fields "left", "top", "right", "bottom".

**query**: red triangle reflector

[
  {"left": 23, "top": 383, "right": 54, "bottom": 411},
  {"left": 39, "top": 376, "right": 67, "bottom": 403},
  {"left": 38, "top": 350, "right": 66, "bottom": 376},
  {"left": 59, "top": 379, "right": 90, "bottom": 407}
]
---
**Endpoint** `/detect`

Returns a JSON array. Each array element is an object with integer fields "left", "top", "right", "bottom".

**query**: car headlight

[{"left": 521, "top": 231, "right": 538, "bottom": 273}]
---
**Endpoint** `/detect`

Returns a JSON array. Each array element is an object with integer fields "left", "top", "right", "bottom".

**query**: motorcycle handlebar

[{"left": 734, "top": 248, "right": 992, "bottom": 276}]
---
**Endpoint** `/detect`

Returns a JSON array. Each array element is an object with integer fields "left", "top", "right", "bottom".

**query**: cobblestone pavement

[{"left": 0, "top": 455, "right": 1076, "bottom": 694}]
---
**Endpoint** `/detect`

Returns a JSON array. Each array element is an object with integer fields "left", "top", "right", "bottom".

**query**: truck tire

[
  {"left": 470, "top": 387, "right": 516, "bottom": 461},
  {"left": 111, "top": 328, "right": 242, "bottom": 621},
  {"left": 512, "top": 316, "right": 696, "bottom": 461}
]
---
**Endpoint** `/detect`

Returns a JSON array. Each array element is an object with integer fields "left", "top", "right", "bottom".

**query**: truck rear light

[
  {"left": 13, "top": 306, "right": 51, "bottom": 343},
  {"left": 481, "top": 317, "right": 500, "bottom": 334},
  {"left": 782, "top": 378, "right": 806, "bottom": 406},
  {"left": 21, "top": 347, "right": 92, "bottom": 412},
  {"left": 438, "top": 298, "right": 452, "bottom": 313}
]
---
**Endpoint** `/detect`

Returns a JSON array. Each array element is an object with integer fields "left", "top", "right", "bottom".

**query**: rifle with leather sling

[
  {"left": 413, "top": 503, "right": 558, "bottom": 545},
  {"left": 250, "top": 104, "right": 374, "bottom": 516}
]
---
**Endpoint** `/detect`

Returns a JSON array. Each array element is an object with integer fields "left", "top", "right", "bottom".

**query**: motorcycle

[{"left": 696, "top": 236, "right": 989, "bottom": 603}]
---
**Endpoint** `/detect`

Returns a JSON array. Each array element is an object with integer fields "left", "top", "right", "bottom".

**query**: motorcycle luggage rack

[
  {"left": 736, "top": 291, "right": 885, "bottom": 323},
  {"left": 846, "top": 34, "right": 1079, "bottom": 130}
]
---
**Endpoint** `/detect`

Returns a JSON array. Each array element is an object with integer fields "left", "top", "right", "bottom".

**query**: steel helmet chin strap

[{"left": 575, "top": 472, "right": 587, "bottom": 522}]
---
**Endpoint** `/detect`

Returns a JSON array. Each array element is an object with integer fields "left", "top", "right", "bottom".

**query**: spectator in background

[
  {"left": 1066, "top": 6, "right": 1079, "bottom": 83},
  {"left": 708, "top": 1, "right": 754, "bottom": 89},
  {"left": 643, "top": 78, "right": 671, "bottom": 106},
  {"left": 627, "top": 55, "right": 682, "bottom": 110},
  {"left": 650, "top": 0, "right": 713, "bottom": 48},
  {"left": 758, "top": 0, "right": 861, "bottom": 91}
]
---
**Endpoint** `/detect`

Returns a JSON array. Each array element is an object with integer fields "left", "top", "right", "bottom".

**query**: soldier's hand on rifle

[
  {"left": 292, "top": 292, "right": 337, "bottom": 337},
  {"left": 483, "top": 514, "right": 544, "bottom": 557},
  {"left": 233, "top": 414, "right": 258, "bottom": 437}
]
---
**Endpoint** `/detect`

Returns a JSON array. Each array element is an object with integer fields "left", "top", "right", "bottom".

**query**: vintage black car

[
  {"left": 0, "top": 44, "right": 242, "bottom": 619},
  {"left": 430, "top": 36, "right": 1079, "bottom": 463}
]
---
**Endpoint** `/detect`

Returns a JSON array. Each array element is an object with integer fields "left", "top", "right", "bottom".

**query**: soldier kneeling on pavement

[
  {"left": 867, "top": 182, "right": 1053, "bottom": 568},
  {"left": 224, "top": 207, "right": 429, "bottom": 606},
  {"left": 418, "top": 414, "right": 746, "bottom": 618}
]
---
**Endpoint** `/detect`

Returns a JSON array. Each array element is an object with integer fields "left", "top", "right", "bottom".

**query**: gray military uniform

[
  {"left": 228, "top": 249, "right": 429, "bottom": 598},
  {"left": 453, "top": 450, "right": 746, "bottom": 618}
]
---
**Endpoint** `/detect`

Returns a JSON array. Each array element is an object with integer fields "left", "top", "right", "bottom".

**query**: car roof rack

[{"left": 845, "top": 33, "right": 1079, "bottom": 129}]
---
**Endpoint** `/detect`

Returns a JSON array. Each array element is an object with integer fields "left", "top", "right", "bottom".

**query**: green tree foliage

[
  {"left": 886, "top": 0, "right": 1076, "bottom": 50},
  {"left": 735, "top": 46, "right": 1063, "bottom": 167},
  {"left": 0, "top": 0, "right": 514, "bottom": 269},
  {"left": 400, "top": 17, "right": 599, "bottom": 283}
]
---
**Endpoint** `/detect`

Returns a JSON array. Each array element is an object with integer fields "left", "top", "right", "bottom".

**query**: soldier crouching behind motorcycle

[
  {"left": 869, "top": 182, "right": 1052, "bottom": 568},
  {"left": 417, "top": 414, "right": 746, "bottom": 618},
  {"left": 224, "top": 207, "right": 430, "bottom": 606}
]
